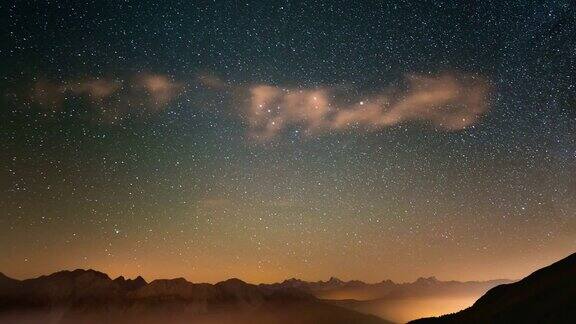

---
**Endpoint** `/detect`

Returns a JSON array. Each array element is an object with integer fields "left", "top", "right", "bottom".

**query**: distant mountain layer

[
  {"left": 0, "top": 269, "right": 388, "bottom": 324},
  {"left": 260, "top": 276, "right": 511, "bottom": 301},
  {"left": 260, "top": 276, "right": 512, "bottom": 323},
  {"left": 411, "top": 252, "right": 576, "bottom": 324}
]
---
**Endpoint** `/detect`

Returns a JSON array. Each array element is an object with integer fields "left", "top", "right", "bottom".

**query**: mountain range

[
  {"left": 0, "top": 269, "right": 388, "bottom": 324},
  {"left": 1, "top": 252, "right": 574, "bottom": 323},
  {"left": 0, "top": 270, "right": 507, "bottom": 324},
  {"left": 260, "top": 275, "right": 510, "bottom": 300}
]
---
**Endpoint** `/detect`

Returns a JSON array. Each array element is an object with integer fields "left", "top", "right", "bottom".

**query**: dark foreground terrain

[{"left": 411, "top": 252, "right": 576, "bottom": 324}]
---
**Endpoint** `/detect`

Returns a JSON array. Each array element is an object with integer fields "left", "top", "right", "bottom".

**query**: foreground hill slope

[{"left": 411, "top": 252, "right": 576, "bottom": 324}]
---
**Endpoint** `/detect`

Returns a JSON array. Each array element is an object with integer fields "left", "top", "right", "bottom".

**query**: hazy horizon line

[{"left": 1, "top": 267, "right": 517, "bottom": 286}]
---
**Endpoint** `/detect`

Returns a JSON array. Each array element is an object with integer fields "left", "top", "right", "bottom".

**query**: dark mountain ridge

[
  {"left": 0, "top": 270, "right": 388, "bottom": 324},
  {"left": 411, "top": 252, "right": 576, "bottom": 324}
]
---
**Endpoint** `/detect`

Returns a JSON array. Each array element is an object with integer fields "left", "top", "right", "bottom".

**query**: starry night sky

[{"left": 1, "top": 1, "right": 575, "bottom": 283}]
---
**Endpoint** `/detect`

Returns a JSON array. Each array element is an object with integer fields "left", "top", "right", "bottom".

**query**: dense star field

[{"left": 0, "top": 1, "right": 575, "bottom": 284}]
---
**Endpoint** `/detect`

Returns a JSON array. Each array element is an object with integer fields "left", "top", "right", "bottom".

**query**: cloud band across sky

[
  {"left": 244, "top": 74, "right": 490, "bottom": 141},
  {"left": 20, "top": 72, "right": 490, "bottom": 138}
]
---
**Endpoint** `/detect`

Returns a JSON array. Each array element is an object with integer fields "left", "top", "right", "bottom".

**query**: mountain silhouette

[
  {"left": 258, "top": 275, "right": 511, "bottom": 322},
  {"left": 411, "top": 252, "right": 576, "bottom": 324},
  {"left": 0, "top": 270, "right": 389, "bottom": 324},
  {"left": 260, "top": 275, "right": 510, "bottom": 301}
]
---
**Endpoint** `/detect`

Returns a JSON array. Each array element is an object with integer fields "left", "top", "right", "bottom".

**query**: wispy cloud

[
  {"left": 26, "top": 73, "right": 183, "bottom": 123},
  {"left": 65, "top": 78, "right": 122, "bottom": 99},
  {"left": 20, "top": 72, "right": 490, "bottom": 134},
  {"left": 243, "top": 73, "right": 490, "bottom": 141},
  {"left": 137, "top": 74, "right": 183, "bottom": 107}
]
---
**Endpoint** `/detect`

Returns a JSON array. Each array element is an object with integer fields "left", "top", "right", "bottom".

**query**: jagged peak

[
  {"left": 327, "top": 276, "right": 343, "bottom": 283},
  {"left": 114, "top": 275, "right": 146, "bottom": 283},
  {"left": 134, "top": 275, "right": 146, "bottom": 283},
  {"left": 415, "top": 276, "right": 438, "bottom": 283}
]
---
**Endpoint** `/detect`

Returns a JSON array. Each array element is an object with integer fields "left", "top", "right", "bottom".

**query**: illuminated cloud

[
  {"left": 244, "top": 74, "right": 490, "bottom": 140},
  {"left": 24, "top": 72, "right": 489, "bottom": 131},
  {"left": 65, "top": 78, "right": 122, "bottom": 99},
  {"left": 247, "top": 85, "right": 332, "bottom": 139},
  {"left": 27, "top": 74, "right": 182, "bottom": 123},
  {"left": 138, "top": 74, "right": 183, "bottom": 107}
]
